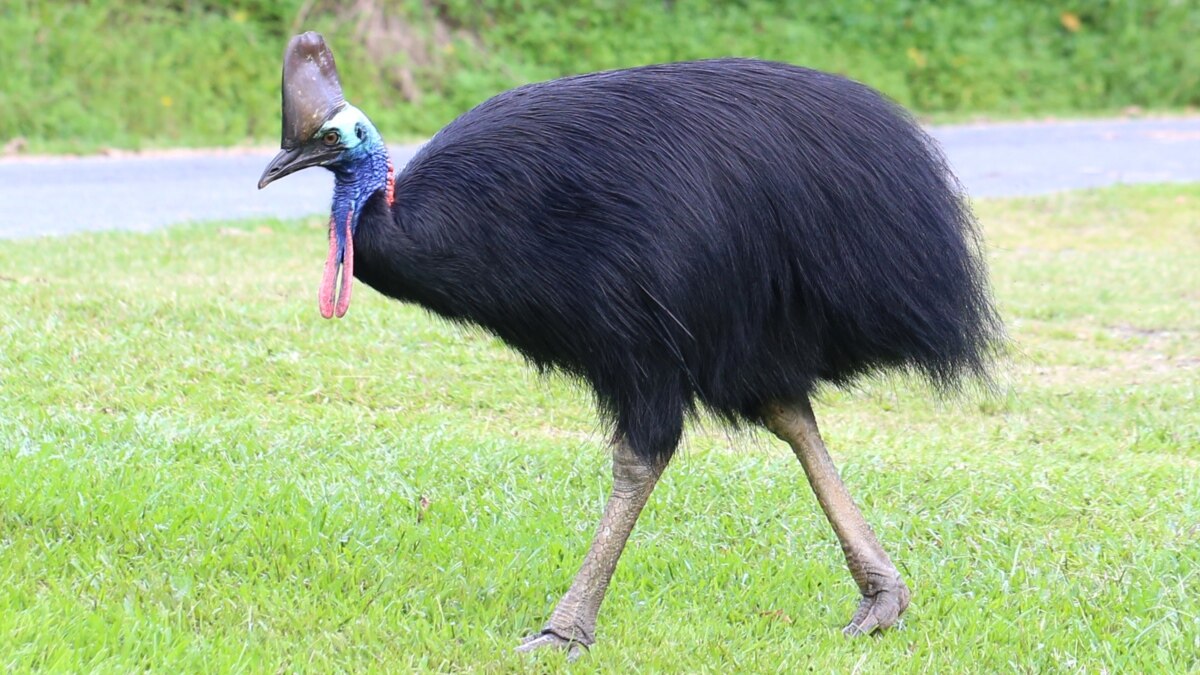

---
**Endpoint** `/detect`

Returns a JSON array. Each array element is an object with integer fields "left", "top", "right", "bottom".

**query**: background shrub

[{"left": 2, "top": 0, "right": 1196, "bottom": 151}]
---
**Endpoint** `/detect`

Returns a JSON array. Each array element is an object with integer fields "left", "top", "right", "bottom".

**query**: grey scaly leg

[
  {"left": 517, "top": 438, "right": 665, "bottom": 659},
  {"left": 763, "top": 398, "right": 911, "bottom": 635}
]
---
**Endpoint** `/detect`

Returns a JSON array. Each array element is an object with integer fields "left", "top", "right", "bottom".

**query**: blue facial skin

[{"left": 323, "top": 105, "right": 390, "bottom": 263}]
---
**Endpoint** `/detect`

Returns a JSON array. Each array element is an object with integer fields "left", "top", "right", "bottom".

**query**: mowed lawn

[{"left": 1, "top": 183, "right": 1197, "bottom": 672}]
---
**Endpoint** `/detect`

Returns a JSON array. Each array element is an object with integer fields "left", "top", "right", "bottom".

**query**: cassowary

[{"left": 258, "top": 32, "right": 1001, "bottom": 657}]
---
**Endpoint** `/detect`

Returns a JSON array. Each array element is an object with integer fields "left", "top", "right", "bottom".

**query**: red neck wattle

[
  {"left": 385, "top": 159, "right": 396, "bottom": 207},
  {"left": 318, "top": 211, "right": 355, "bottom": 319}
]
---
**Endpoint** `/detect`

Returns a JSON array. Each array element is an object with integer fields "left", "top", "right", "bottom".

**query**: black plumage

[{"left": 351, "top": 58, "right": 1001, "bottom": 462}]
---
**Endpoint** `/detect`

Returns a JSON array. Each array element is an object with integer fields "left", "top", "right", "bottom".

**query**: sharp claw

[
  {"left": 843, "top": 615, "right": 879, "bottom": 636},
  {"left": 515, "top": 629, "right": 590, "bottom": 660},
  {"left": 514, "top": 634, "right": 555, "bottom": 651}
]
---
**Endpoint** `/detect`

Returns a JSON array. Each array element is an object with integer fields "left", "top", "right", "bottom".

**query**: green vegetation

[
  {"left": 3, "top": 0, "right": 1198, "bottom": 153},
  {"left": 1, "top": 184, "right": 1197, "bottom": 670}
]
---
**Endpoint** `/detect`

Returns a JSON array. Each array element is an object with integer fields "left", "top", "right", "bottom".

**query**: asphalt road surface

[{"left": 3, "top": 117, "right": 1199, "bottom": 239}]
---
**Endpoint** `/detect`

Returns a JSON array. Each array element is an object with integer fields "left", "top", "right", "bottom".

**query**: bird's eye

[{"left": 322, "top": 130, "right": 340, "bottom": 146}]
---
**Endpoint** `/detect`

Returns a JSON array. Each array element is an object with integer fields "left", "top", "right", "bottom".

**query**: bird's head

[{"left": 258, "top": 32, "right": 392, "bottom": 319}]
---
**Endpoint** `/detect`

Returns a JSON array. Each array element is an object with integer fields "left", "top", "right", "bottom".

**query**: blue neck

[{"left": 331, "top": 141, "right": 390, "bottom": 260}]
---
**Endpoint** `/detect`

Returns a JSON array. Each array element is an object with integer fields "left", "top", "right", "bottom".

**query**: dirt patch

[{"left": 302, "top": 0, "right": 485, "bottom": 105}]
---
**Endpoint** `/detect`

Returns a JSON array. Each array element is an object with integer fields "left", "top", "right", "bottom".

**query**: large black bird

[{"left": 259, "top": 32, "right": 1002, "bottom": 657}]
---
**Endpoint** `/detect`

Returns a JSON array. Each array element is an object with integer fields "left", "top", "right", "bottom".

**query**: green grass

[
  {"left": 3, "top": 0, "right": 1199, "bottom": 154},
  {"left": 1, "top": 183, "right": 1198, "bottom": 671}
]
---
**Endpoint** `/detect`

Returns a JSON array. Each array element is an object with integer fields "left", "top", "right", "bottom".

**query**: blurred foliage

[{"left": 1, "top": 0, "right": 1197, "bottom": 151}]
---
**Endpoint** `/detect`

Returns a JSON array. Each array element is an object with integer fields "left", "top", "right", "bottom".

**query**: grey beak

[
  {"left": 258, "top": 147, "right": 305, "bottom": 189},
  {"left": 258, "top": 145, "right": 339, "bottom": 189}
]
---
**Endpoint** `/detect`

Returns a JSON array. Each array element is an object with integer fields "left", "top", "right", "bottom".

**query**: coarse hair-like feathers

[{"left": 351, "top": 58, "right": 1004, "bottom": 461}]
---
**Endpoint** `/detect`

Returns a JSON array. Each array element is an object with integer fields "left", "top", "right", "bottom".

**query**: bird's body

[
  {"left": 259, "top": 34, "right": 1002, "bottom": 656},
  {"left": 351, "top": 58, "right": 998, "bottom": 462}
]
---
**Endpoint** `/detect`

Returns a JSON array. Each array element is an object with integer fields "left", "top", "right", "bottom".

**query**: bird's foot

[
  {"left": 842, "top": 579, "right": 911, "bottom": 636},
  {"left": 515, "top": 627, "right": 591, "bottom": 662}
]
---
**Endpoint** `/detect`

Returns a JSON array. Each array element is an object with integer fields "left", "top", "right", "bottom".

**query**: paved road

[{"left": 3, "top": 117, "right": 1199, "bottom": 239}]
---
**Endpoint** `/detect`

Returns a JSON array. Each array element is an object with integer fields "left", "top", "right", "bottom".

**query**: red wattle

[
  {"left": 385, "top": 159, "right": 396, "bottom": 206},
  {"left": 318, "top": 220, "right": 338, "bottom": 319},
  {"left": 335, "top": 212, "right": 354, "bottom": 317}
]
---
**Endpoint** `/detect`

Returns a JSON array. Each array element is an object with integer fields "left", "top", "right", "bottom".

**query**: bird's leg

[
  {"left": 763, "top": 398, "right": 910, "bottom": 636},
  {"left": 516, "top": 438, "right": 666, "bottom": 660}
]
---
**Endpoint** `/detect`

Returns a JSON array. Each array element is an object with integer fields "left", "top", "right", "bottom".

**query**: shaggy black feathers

[{"left": 352, "top": 58, "right": 1003, "bottom": 461}]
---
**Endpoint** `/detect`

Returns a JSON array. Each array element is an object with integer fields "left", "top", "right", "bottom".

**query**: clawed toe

[
  {"left": 842, "top": 581, "right": 911, "bottom": 636},
  {"left": 516, "top": 629, "right": 590, "bottom": 661}
]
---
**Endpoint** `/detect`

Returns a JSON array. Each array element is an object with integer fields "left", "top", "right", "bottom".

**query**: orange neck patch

[{"left": 385, "top": 158, "right": 396, "bottom": 207}]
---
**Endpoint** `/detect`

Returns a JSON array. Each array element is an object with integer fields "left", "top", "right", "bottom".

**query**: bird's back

[{"left": 387, "top": 58, "right": 1000, "bottom": 455}]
